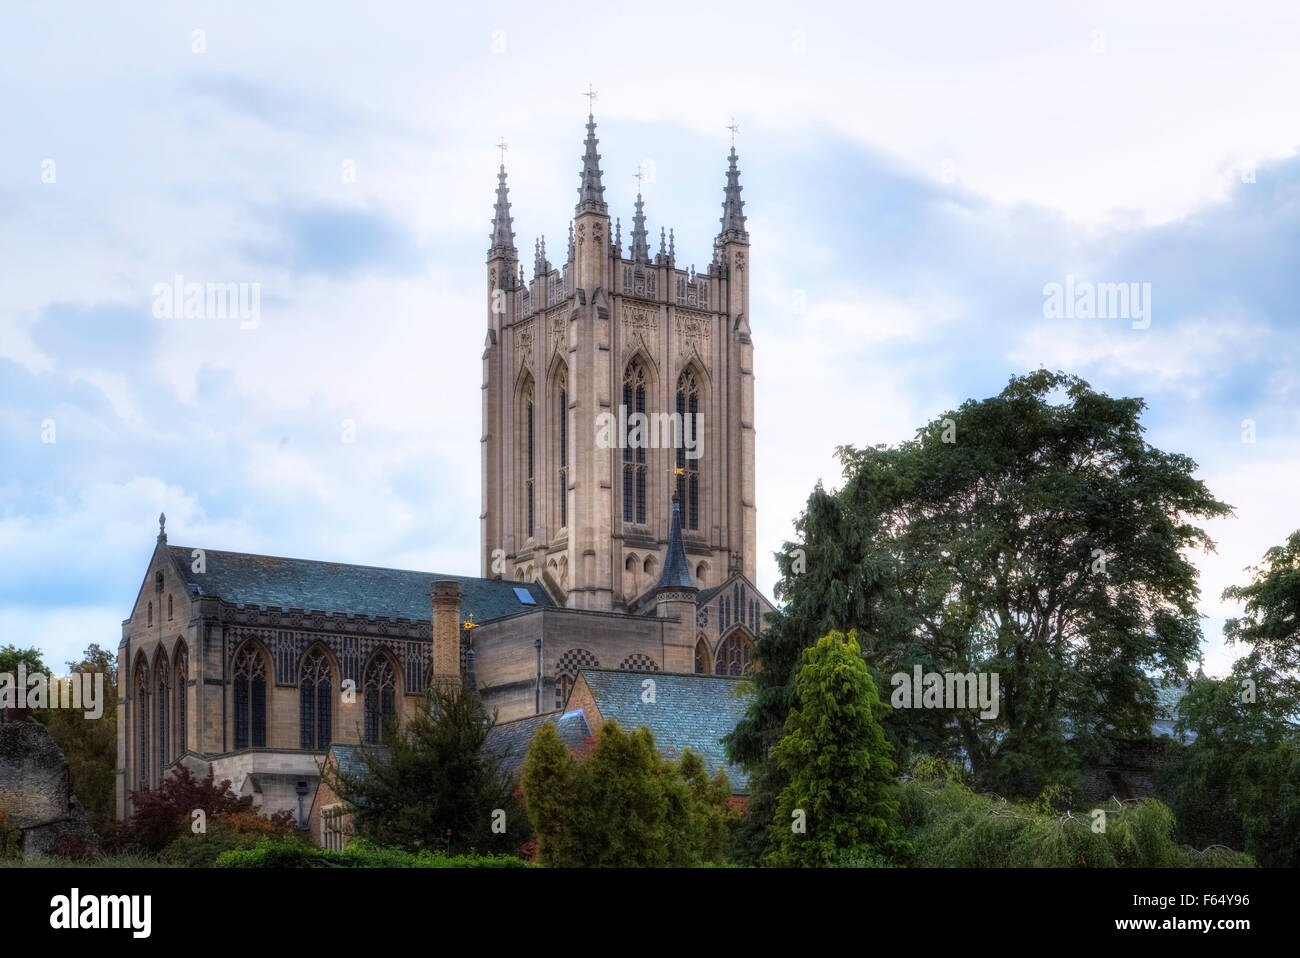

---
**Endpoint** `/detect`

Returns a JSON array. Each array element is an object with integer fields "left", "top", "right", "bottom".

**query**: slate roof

[
  {"left": 484, "top": 709, "right": 593, "bottom": 779},
  {"left": 577, "top": 668, "right": 751, "bottom": 793},
  {"left": 328, "top": 744, "right": 388, "bottom": 780},
  {"left": 167, "top": 545, "right": 550, "bottom": 624}
]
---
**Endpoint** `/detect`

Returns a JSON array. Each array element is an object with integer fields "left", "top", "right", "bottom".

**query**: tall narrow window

[
  {"left": 526, "top": 394, "right": 535, "bottom": 537},
  {"left": 134, "top": 660, "right": 150, "bottom": 786},
  {"left": 167, "top": 594, "right": 173, "bottom": 620},
  {"left": 364, "top": 655, "right": 397, "bottom": 745},
  {"left": 155, "top": 651, "right": 170, "bottom": 773},
  {"left": 147, "top": 602, "right": 152, "bottom": 626},
  {"left": 622, "top": 361, "right": 647, "bottom": 524},
  {"left": 233, "top": 644, "right": 267, "bottom": 749},
  {"left": 557, "top": 374, "right": 568, "bottom": 529},
  {"left": 299, "top": 648, "right": 332, "bottom": 750},
  {"left": 675, "top": 369, "right": 701, "bottom": 530},
  {"left": 175, "top": 645, "right": 188, "bottom": 757}
]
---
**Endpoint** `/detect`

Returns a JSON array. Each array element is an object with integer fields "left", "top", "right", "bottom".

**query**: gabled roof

[
  {"left": 577, "top": 669, "right": 750, "bottom": 792},
  {"left": 484, "top": 709, "right": 592, "bottom": 779},
  {"left": 166, "top": 546, "right": 550, "bottom": 624}
]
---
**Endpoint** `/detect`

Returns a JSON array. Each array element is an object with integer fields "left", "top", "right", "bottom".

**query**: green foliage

[
  {"left": 0, "top": 645, "right": 47, "bottom": 676},
  {"left": 159, "top": 809, "right": 301, "bottom": 867},
  {"left": 898, "top": 767, "right": 1253, "bottom": 868},
  {"left": 213, "top": 836, "right": 531, "bottom": 868},
  {"left": 41, "top": 644, "right": 119, "bottom": 829},
  {"left": 768, "top": 631, "right": 912, "bottom": 867},
  {"left": 521, "top": 720, "right": 736, "bottom": 867},
  {"left": 1169, "top": 670, "right": 1300, "bottom": 867},
  {"left": 321, "top": 683, "right": 528, "bottom": 856},
  {"left": 729, "top": 370, "right": 1230, "bottom": 812}
]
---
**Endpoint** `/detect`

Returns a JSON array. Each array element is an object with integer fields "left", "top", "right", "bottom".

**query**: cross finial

[
  {"left": 583, "top": 83, "right": 598, "bottom": 112},
  {"left": 726, "top": 117, "right": 740, "bottom": 148},
  {"left": 633, "top": 166, "right": 645, "bottom": 191},
  {"left": 496, "top": 138, "right": 508, "bottom": 165}
]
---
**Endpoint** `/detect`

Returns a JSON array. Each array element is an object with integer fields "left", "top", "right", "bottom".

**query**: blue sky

[{"left": 2, "top": 1, "right": 1298, "bottom": 675}]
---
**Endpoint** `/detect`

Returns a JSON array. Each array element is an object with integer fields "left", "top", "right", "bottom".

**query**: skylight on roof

[{"left": 513, "top": 587, "right": 536, "bottom": 605}]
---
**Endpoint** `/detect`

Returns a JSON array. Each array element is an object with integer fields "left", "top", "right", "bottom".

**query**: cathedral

[{"left": 115, "top": 112, "right": 773, "bottom": 824}]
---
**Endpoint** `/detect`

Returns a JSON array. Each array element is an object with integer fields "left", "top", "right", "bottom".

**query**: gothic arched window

[
  {"left": 154, "top": 649, "right": 170, "bottom": 773},
  {"left": 232, "top": 643, "right": 267, "bottom": 749},
  {"left": 175, "top": 644, "right": 188, "bottom": 757},
  {"left": 715, "top": 632, "right": 754, "bottom": 677},
  {"left": 622, "top": 361, "right": 648, "bottom": 525},
  {"left": 557, "top": 370, "right": 568, "bottom": 530},
  {"left": 526, "top": 388, "right": 535, "bottom": 537},
  {"left": 299, "top": 647, "right": 333, "bottom": 751},
  {"left": 134, "top": 659, "right": 150, "bottom": 786},
  {"left": 694, "top": 637, "right": 711, "bottom": 674},
  {"left": 363, "top": 655, "right": 397, "bottom": 746},
  {"left": 675, "top": 369, "right": 701, "bottom": 530}
]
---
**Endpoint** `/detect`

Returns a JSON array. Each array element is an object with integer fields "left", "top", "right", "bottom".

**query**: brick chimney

[{"left": 430, "top": 580, "right": 463, "bottom": 690}]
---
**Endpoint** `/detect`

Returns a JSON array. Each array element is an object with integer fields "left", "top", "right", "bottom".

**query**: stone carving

[
  {"left": 622, "top": 304, "right": 658, "bottom": 357},
  {"left": 516, "top": 319, "right": 535, "bottom": 374},
  {"left": 548, "top": 308, "right": 566, "bottom": 358},
  {"left": 675, "top": 309, "right": 711, "bottom": 369}
]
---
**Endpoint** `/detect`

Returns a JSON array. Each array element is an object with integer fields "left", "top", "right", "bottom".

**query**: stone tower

[{"left": 481, "top": 113, "right": 757, "bottom": 611}]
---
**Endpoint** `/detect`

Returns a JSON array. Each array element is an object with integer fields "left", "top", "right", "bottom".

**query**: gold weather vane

[
  {"left": 726, "top": 117, "right": 740, "bottom": 148},
  {"left": 463, "top": 613, "right": 479, "bottom": 631}
]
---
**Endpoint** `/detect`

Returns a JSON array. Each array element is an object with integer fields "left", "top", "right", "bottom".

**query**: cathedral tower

[{"left": 481, "top": 112, "right": 757, "bottom": 612}]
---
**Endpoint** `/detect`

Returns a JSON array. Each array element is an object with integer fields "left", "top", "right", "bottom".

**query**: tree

[
  {"left": 113, "top": 764, "right": 254, "bottom": 854},
  {"left": 731, "top": 370, "right": 1231, "bottom": 812},
  {"left": 43, "top": 644, "right": 119, "bottom": 828},
  {"left": 521, "top": 720, "right": 735, "bottom": 867},
  {"left": 323, "top": 682, "right": 528, "bottom": 856},
  {"left": 0, "top": 645, "right": 48, "bottom": 723},
  {"left": 768, "top": 631, "right": 911, "bottom": 867},
  {"left": 1167, "top": 531, "right": 1300, "bottom": 866}
]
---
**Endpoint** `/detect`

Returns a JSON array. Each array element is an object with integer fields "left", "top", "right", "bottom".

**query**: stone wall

[{"left": 0, "top": 719, "right": 100, "bottom": 857}]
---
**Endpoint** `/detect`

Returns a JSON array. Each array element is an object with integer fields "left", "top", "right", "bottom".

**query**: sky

[{"left": 1, "top": 1, "right": 1298, "bottom": 676}]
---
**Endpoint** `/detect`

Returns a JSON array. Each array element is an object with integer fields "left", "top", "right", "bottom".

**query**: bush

[
  {"left": 213, "top": 836, "right": 532, "bottom": 868},
  {"left": 160, "top": 813, "right": 303, "bottom": 868},
  {"left": 899, "top": 764, "right": 1254, "bottom": 868}
]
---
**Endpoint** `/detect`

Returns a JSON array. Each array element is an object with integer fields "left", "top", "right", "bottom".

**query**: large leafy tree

[
  {"left": 323, "top": 683, "right": 528, "bottom": 856},
  {"left": 730, "top": 370, "right": 1230, "bottom": 817},
  {"left": 769, "top": 631, "right": 911, "bottom": 867}
]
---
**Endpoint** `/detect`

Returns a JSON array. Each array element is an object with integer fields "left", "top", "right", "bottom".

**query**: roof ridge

[{"left": 167, "top": 544, "right": 535, "bottom": 586}]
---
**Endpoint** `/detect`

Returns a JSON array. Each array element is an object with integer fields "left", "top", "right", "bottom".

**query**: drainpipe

[{"left": 535, "top": 637, "right": 542, "bottom": 714}]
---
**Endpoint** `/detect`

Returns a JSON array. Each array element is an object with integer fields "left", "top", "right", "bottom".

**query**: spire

[
  {"left": 630, "top": 193, "right": 651, "bottom": 264},
  {"left": 567, "top": 221, "right": 575, "bottom": 263},
  {"left": 534, "top": 236, "right": 549, "bottom": 278},
  {"left": 668, "top": 228, "right": 675, "bottom": 266},
  {"left": 614, "top": 217, "right": 622, "bottom": 253},
  {"left": 575, "top": 114, "right": 608, "bottom": 216},
  {"left": 655, "top": 490, "right": 697, "bottom": 593},
  {"left": 718, "top": 146, "right": 749, "bottom": 244},
  {"left": 488, "top": 164, "right": 516, "bottom": 260},
  {"left": 656, "top": 227, "right": 668, "bottom": 264}
]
